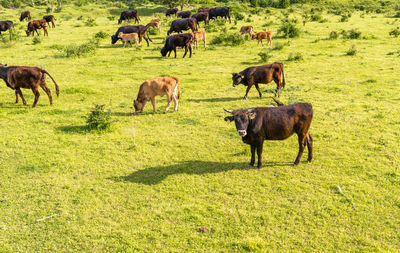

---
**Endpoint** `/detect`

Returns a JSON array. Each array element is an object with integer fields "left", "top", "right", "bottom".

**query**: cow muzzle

[{"left": 237, "top": 130, "right": 247, "bottom": 136}]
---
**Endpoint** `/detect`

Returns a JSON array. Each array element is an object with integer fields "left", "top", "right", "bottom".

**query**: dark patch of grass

[
  {"left": 389, "top": 27, "right": 400, "bottom": 37},
  {"left": 32, "top": 37, "right": 41, "bottom": 45},
  {"left": 287, "top": 52, "right": 303, "bottom": 61},
  {"left": 258, "top": 49, "right": 273, "bottom": 62},
  {"left": 346, "top": 44, "right": 357, "bottom": 56}
]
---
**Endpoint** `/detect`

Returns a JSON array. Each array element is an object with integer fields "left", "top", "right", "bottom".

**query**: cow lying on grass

[
  {"left": 192, "top": 30, "right": 206, "bottom": 49},
  {"left": 26, "top": 19, "right": 48, "bottom": 36},
  {"left": 118, "top": 32, "right": 139, "bottom": 47},
  {"left": 252, "top": 31, "right": 272, "bottom": 47},
  {"left": 161, "top": 33, "right": 193, "bottom": 58},
  {"left": 224, "top": 99, "right": 313, "bottom": 168},
  {"left": 240, "top": 26, "right": 254, "bottom": 40},
  {"left": 0, "top": 64, "right": 59, "bottom": 107},
  {"left": 133, "top": 76, "right": 180, "bottom": 114}
]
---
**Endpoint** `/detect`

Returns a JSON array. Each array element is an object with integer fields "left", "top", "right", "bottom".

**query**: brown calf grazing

[
  {"left": 240, "top": 26, "right": 254, "bottom": 40},
  {"left": 251, "top": 31, "right": 272, "bottom": 46},
  {"left": 133, "top": 76, "right": 180, "bottom": 113},
  {"left": 146, "top": 19, "right": 161, "bottom": 33},
  {"left": 0, "top": 64, "right": 59, "bottom": 107},
  {"left": 117, "top": 32, "right": 139, "bottom": 47},
  {"left": 232, "top": 62, "right": 285, "bottom": 99},
  {"left": 20, "top": 11, "right": 31, "bottom": 22},
  {"left": 192, "top": 30, "right": 206, "bottom": 49},
  {"left": 224, "top": 100, "right": 313, "bottom": 168},
  {"left": 26, "top": 19, "right": 48, "bottom": 37}
]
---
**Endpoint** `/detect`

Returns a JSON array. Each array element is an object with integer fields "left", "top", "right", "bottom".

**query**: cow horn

[{"left": 223, "top": 108, "right": 233, "bottom": 113}]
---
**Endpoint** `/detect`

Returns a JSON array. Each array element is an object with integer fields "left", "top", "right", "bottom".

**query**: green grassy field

[{"left": 0, "top": 2, "right": 400, "bottom": 251}]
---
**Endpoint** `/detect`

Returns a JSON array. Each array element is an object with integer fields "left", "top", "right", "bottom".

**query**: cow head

[
  {"left": 224, "top": 108, "right": 256, "bottom": 137},
  {"left": 25, "top": 29, "right": 31, "bottom": 37},
  {"left": 111, "top": 34, "right": 118, "bottom": 44},
  {"left": 133, "top": 99, "right": 146, "bottom": 113},
  {"left": 232, "top": 73, "right": 245, "bottom": 87},
  {"left": 160, "top": 46, "right": 168, "bottom": 57}
]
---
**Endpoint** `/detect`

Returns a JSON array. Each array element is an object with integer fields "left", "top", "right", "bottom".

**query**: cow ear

[
  {"left": 249, "top": 112, "right": 256, "bottom": 120},
  {"left": 224, "top": 116, "right": 234, "bottom": 122}
]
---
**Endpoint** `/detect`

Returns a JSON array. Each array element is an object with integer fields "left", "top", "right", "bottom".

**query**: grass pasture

[{"left": 0, "top": 2, "right": 400, "bottom": 251}]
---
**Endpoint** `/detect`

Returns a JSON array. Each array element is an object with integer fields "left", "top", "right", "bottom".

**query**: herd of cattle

[{"left": 0, "top": 6, "right": 313, "bottom": 167}]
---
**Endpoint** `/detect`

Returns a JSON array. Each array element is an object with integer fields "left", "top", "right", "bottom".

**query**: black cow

[
  {"left": 209, "top": 7, "right": 231, "bottom": 23},
  {"left": 177, "top": 11, "right": 192, "bottom": 18},
  {"left": 43, "top": 15, "right": 56, "bottom": 28},
  {"left": 198, "top": 8, "right": 210, "bottom": 13},
  {"left": 232, "top": 62, "right": 285, "bottom": 99},
  {"left": 0, "top": 21, "right": 13, "bottom": 34},
  {"left": 192, "top": 12, "right": 209, "bottom": 27},
  {"left": 111, "top": 25, "right": 151, "bottom": 46},
  {"left": 20, "top": 11, "right": 31, "bottom": 22},
  {"left": 224, "top": 101, "right": 313, "bottom": 168},
  {"left": 161, "top": 33, "right": 193, "bottom": 58},
  {"left": 118, "top": 10, "right": 140, "bottom": 24},
  {"left": 166, "top": 8, "right": 179, "bottom": 17},
  {"left": 167, "top": 18, "right": 197, "bottom": 35}
]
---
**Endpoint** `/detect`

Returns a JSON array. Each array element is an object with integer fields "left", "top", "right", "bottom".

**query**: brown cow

[
  {"left": 133, "top": 76, "right": 180, "bottom": 113},
  {"left": 232, "top": 62, "right": 285, "bottom": 99},
  {"left": 20, "top": 11, "right": 31, "bottom": 22},
  {"left": 117, "top": 32, "right": 139, "bottom": 47},
  {"left": 240, "top": 26, "right": 254, "bottom": 40},
  {"left": 146, "top": 19, "right": 161, "bottom": 33},
  {"left": 192, "top": 30, "right": 206, "bottom": 49},
  {"left": 0, "top": 64, "right": 59, "bottom": 107},
  {"left": 26, "top": 19, "right": 48, "bottom": 36},
  {"left": 251, "top": 31, "right": 272, "bottom": 46}
]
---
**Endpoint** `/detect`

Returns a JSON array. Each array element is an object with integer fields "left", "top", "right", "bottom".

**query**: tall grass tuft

[
  {"left": 86, "top": 104, "right": 113, "bottom": 131},
  {"left": 346, "top": 44, "right": 357, "bottom": 56},
  {"left": 278, "top": 18, "right": 300, "bottom": 38}
]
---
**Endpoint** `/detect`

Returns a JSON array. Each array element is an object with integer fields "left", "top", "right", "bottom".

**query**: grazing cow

[
  {"left": 240, "top": 26, "right": 254, "bottom": 40},
  {"left": 19, "top": 11, "right": 31, "bottom": 22},
  {"left": 43, "top": 15, "right": 56, "bottom": 28},
  {"left": 0, "top": 64, "right": 59, "bottom": 107},
  {"left": 133, "top": 76, "right": 180, "bottom": 113},
  {"left": 223, "top": 101, "right": 313, "bottom": 168},
  {"left": 232, "top": 62, "right": 285, "bottom": 99},
  {"left": 146, "top": 19, "right": 161, "bottom": 33},
  {"left": 177, "top": 11, "right": 192, "bottom": 19},
  {"left": 192, "top": 12, "right": 209, "bottom": 27},
  {"left": 161, "top": 33, "right": 193, "bottom": 58},
  {"left": 167, "top": 18, "right": 197, "bottom": 35},
  {"left": 118, "top": 10, "right": 140, "bottom": 24},
  {"left": 26, "top": 19, "right": 48, "bottom": 37},
  {"left": 198, "top": 8, "right": 210, "bottom": 13},
  {"left": 209, "top": 7, "right": 231, "bottom": 23},
  {"left": 192, "top": 30, "right": 206, "bottom": 49},
  {"left": 251, "top": 31, "right": 272, "bottom": 46},
  {"left": 166, "top": 8, "right": 179, "bottom": 17},
  {"left": 0, "top": 20, "right": 13, "bottom": 34},
  {"left": 118, "top": 32, "right": 139, "bottom": 47},
  {"left": 111, "top": 25, "right": 151, "bottom": 46}
]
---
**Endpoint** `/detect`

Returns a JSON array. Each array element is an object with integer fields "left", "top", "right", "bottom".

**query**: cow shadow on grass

[{"left": 187, "top": 97, "right": 242, "bottom": 103}]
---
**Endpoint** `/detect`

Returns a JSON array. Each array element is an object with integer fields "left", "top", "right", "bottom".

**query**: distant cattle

[
  {"left": 111, "top": 25, "right": 151, "bottom": 46},
  {"left": 0, "top": 64, "right": 59, "bottom": 107},
  {"left": 224, "top": 101, "right": 313, "bottom": 168},
  {"left": 192, "top": 12, "right": 209, "bottom": 27},
  {"left": 192, "top": 30, "right": 206, "bottom": 49},
  {"left": 118, "top": 32, "right": 139, "bottom": 47},
  {"left": 161, "top": 33, "right": 193, "bottom": 58},
  {"left": 198, "top": 8, "right": 210, "bottom": 13},
  {"left": 240, "top": 26, "right": 254, "bottom": 40},
  {"left": 43, "top": 15, "right": 56, "bottom": 28},
  {"left": 209, "top": 7, "right": 231, "bottom": 23},
  {"left": 133, "top": 76, "right": 180, "bottom": 113},
  {"left": 0, "top": 20, "right": 13, "bottom": 34},
  {"left": 118, "top": 10, "right": 140, "bottom": 24},
  {"left": 252, "top": 31, "right": 272, "bottom": 46},
  {"left": 232, "top": 62, "right": 285, "bottom": 99},
  {"left": 166, "top": 8, "right": 179, "bottom": 17},
  {"left": 26, "top": 19, "right": 48, "bottom": 37},
  {"left": 167, "top": 18, "right": 197, "bottom": 35},
  {"left": 19, "top": 11, "right": 31, "bottom": 22},
  {"left": 177, "top": 11, "right": 192, "bottom": 19},
  {"left": 146, "top": 19, "right": 161, "bottom": 33}
]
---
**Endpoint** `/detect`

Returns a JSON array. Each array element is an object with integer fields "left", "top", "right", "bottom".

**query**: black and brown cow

[
  {"left": 177, "top": 11, "right": 192, "bottom": 19},
  {"left": 0, "top": 20, "right": 13, "bottom": 34},
  {"left": 26, "top": 19, "right": 48, "bottom": 36},
  {"left": 167, "top": 18, "right": 197, "bottom": 35},
  {"left": 118, "top": 10, "right": 140, "bottom": 24},
  {"left": 43, "top": 15, "right": 56, "bottom": 28},
  {"left": 161, "top": 33, "right": 193, "bottom": 58},
  {"left": 209, "top": 7, "right": 231, "bottom": 23},
  {"left": 192, "top": 12, "right": 209, "bottom": 27},
  {"left": 166, "top": 8, "right": 179, "bottom": 17},
  {"left": 0, "top": 64, "right": 59, "bottom": 107},
  {"left": 232, "top": 62, "right": 285, "bottom": 99},
  {"left": 111, "top": 25, "right": 151, "bottom": 46},
  {"left": 224, "top": 100, "right": 313, "bottom": 168},
  {"left": 20, "top": 11, "right": 31, "bottom": 22}
]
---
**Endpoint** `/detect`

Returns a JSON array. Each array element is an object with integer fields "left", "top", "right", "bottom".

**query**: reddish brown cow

[
  {"left": 251, "top": 31, "right": 272, "bottom": 46},
  {"left": 20, "top": 11, "right": 31, "bottom": 21},
  {"left": 240, "top": 26, "right": 254, "bottom": 40},
  {"left": 0, "top": 64, "right": 59, "bottom": 107},
  {"left": 26, "top": 19, "right": 48, "bottom": 36}
]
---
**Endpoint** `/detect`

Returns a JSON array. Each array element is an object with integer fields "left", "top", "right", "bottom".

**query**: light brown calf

[
  {"left": 251, "top": 31, "right": 272, "bottom": 46},
  {"left": 192, "top": 30, "right": 206, "bottom": 49},
  {"left": 146, "top": 18, "right": 161, "bottom": 33},
  {"left": 133, "top": 76, "right": 181, "bottom": 113},
  {"left": 117, "top": 32, "right": 139, "bottom": 47},
  {"left": 240, "top": 26, "right": 254, "bottom": 40}
]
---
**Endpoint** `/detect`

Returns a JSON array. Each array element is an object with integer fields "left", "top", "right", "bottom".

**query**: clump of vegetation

[
  {"left": 387, "top": 50, "right": 400, "bottom": 56},
  {"left": 86, "top": 104, "right": 113, "bottom": 131},
  {"left": 94, "top": 31, "right": 108, "bottom": 40},
  {"left": 272, "top": 41, "right": 289, "bottom": 50},
  {"left": 389, "top": 27, "right": 400, "bottom": 37},
  {"left": 60, "top": 41, "right": 98, "bottom": 57},
  {"left": 258, "top": 49, "right": 273, "bottom": 62},
  {"left": 287, "top": 52, "right": 304, "bottom": 61},
  {"left": 394, "top": 12, "right": 400, "bottom": 18},
  {"left": 329, "top": 31, "right": 339, "bottom": 40},
  {"left": 85, "top": 18, "right": 97, "bottom": 27},
  {"left": 311, "top": 13, "right": 323, "bottom": 22},
  {"left": 346, "top": 44, "right": 357, "bottom": 56},
  {"left": 234, "top": 12, "right": 244, "bottom": 21},
  {"left": 0, "top": 28, "right": 20, "bottom": 47},
  {"left": 278, "top": 18, "right": 300, "bottom": 38},
  {"left": 340, "top": 14, "right": 350, "bottom": 22},
  {"left": 341, "top": 29, "right": 362, "bottom": 39},
  {"left": 32, "top": 37, "right": 42, "bottom": 45},
  {"left": 211, "top": 32, "right": 245, "bottom": 46}
]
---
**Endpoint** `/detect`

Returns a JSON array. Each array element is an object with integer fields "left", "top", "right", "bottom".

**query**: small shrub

[
  {"left": 278, "top": 0, "right": 290, "bottom": 9},
  {"left": 272, "top": 42, "right": 287, "bottom": 50},
  {"left": 86, "top": 104, "right": 112, "bottom": 131},
  {"left": 107, "top": 16, "right": 115, "bottom": 21},
  {"left": 235, "top": 12, "right": 244, "bottom": 21},
  {"left": 311, "top": 14, "right": 323, "bottom": 22},
  {"left": 287, "top": 52, "right": 303, "bottom": 61},
  {"left": 394, "top": 11, "right": 400, "bottom": 18},
  {"left": 32, "top": 37, "right": 41, "bottom": 45},
  {"left": 77, "top": 15, "right": 84, "bottom": 20},
  {"left": 85, "top": 18, "right": 97, "bottom": 27},
  {"left": 60, "top": 41, "right": 98, "bottom": 57},
  {"left": 340, "top": 15, "right": 349, "bottom": 22},
  {"left": 210, "top": 32, "right": 245, "bottom": 47},
  {"left": 94, "top": 31, "right": 108, "bottom": 40},
  {"left": 341, "top": 29, "right": 361, "bottom": 39},
  {"left": 258, "top": 49, "right": 273, "bottom": 62},
  {"left": 389, "top": 27, "right": 400, "bottom": 37},
  {"left": 246, "top": 17, "right": 252, "bottom": 23},
  {"left": 278, "top": 18, "right": 300, "bottom": 38},
  {"left": 346, "top": 44, "right": 357, "bottom": 56},
  {"left": 329, "top": 31, "right": 339, "bottom": 40}
]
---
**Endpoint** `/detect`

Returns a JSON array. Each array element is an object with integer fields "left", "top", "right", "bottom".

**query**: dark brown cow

[
  {"left": 118, "top": 10, "right": 140, "bottom": 24},
  {"left": 232, "top": 62, "right": 285, "bottom": 99},
  {"left": 209, "top": 7, "right": 231, "bottom": 23},
  {"left": 0, "top": 64, "right": 59, "bottom": 107},
  {"left": 20, "top": 11, "right": 31, "bottom": 22},
  {"left": 161, "top": 33, "right": 193, "bottom": 58},
  {"left": 177, "top": 11, "right": 192, "bottom": 18},
  {"left": 167, "top": 18, "right": 197, "bottom": 35},
  {"left": 198, "top": 8, "right": 210, "bottom": 13},
  {"left": 43, "top": 15, "right": 56, "bottom": 28},
  {"left": 192, "top": 12, "right": 209, "bottom": 27},
  {"left": 224, "top": 100, "right": 313, "bottom": 168},
  {"left": 26, "top": 19, "right": 48, "bottom": 36},
  {"left": 166, "top": 8, "right": 179, "bottom": 17},
  {"left": 0, "top": 20, "right": 13, "bottom": 34}
]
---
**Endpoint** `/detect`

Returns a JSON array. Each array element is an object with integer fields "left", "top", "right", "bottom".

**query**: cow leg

[
  {"left": 256, "top": 142, "right": 263, "bottom": 169},
  {"left": 52, "top": 21, "right": 55, "bottom": 28},
  {"left": 16, "top": 88, "right": 27, "bottom": 105},
  {"left": 44, "top": 28, "right": 48, "bottom": 36},
  {"left": 261, "top": 40, "right": 264, "bottom": 47},
  {"left": 183, "top": 46, "right": 188, "bottom": 58},
  {"left": 31, "top": 88, "right": 40, "bottom": 107},
  {"left": 135, "top": 39, "right": 139, "bottom": 48},
  {"left": 243, "top": 84, "right": 253, "bottom": 100},
  {"left": 189, "top": 44, "right": 192, "bottom": 58},
  {"left": 151, "top": 97, "right": 156, "bottom": 113},
  {"left": 123, "top": 41, "right": 126, "bottom": 48},
  {"left": 249, "top": 145, "right": 256, "bottom": 167},
  {"left": 254, "top": 83, "right": 262, "bottom": 98},
  {"left": 174, "top": 48, "right": 177, "bottom": 58},
  {"left": 168, "top": 50, "right": 172, "bottom": 57},
  {"left": 306, "top": 133, "right": 313, "bottom": 162},
  {"left": 164, "top": 95, "right": 172, "bottom": 113},
  {"left": 15, "top": 90, "right": 19, "bottom": 103},
  {"left": 40, "top": 79, "right": 53, "bottom": 105},
  {"left": 294, "top": 134, "right": 307, "bottom": 165},
  {"left": 172, "top": 94, "right": 178, "bottom": 112}
]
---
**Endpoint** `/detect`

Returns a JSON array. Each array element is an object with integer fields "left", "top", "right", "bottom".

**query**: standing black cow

[
  {"left": 166, "top": 8, "right": 179, "bottom": 17},
  {"left": 177, "top": 11, "right": 192, "bottom": 18},
  {"left": 118, "top": 10, "right": 140, "bottom": 24},
  {"left": 43, "top": 15, "right": 56, "bottom": 28},
  {"left": 192, "top": 12, "right": 209, "bottom": 27},
  {"left": 224, "top": 101, "right": 313, "bottom": 168},
  {"left": 0, "top": 21, "right": 13, "bottom": 34},
  {"left": 167, "top": 18, "right": 197, "bottom": 35},
  {"left": 111, "top": 25, "right": 152, "bottom": 46},
  {"left": 209, "top": 7, "right": 231, "bottom": 23},
  {"left": 19, "top": 11, "right": 31, "bottom": 22},
  {"left": 161, "top": 33, "right": 193, "bottom": 58}
]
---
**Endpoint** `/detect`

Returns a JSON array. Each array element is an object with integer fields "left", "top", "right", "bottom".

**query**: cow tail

[
  {"left": 42, "top": 70, "right": 59, "bottom": 96},
  {"left": 280, "top": 62, "right": 286, "bottom": 88},
  {"left": 176, "top": 78, "right": 181, "bottom": 99}
]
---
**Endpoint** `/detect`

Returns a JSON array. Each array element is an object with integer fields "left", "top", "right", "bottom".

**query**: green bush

[
  {"left": 210, "top": 32, "right": 245, "bottom": 47},
  {"left": 329, "top": 31, "right": 339, "bottom": 39},
  {"left": 85, "top": 18, "right": 97, "bottom": 27},
  {"left": 258, "top": 49, "right": 273, "bottom": 62},
  {"left": 235, "top": 12, "right": 245, "bottom": 21},
  {"left": 94, "top": 31, "right": 108, "bottom": 40},
  {"left": 346, "top": 44, "right": 357, "bottom": 56},
  {"left": 60, "top": 41, "right": 98, "bottom": 57},
  {"left": 278, "top": 0, "right": 290, "bottom": 9},
  {"left": 32, "top": 37, "right": 42, "bottom": 45},
  {"left": 287, "top": 52, "right": 303, "bottom": 61},
  {"left": 389, "top": 27, "right": 400, "bottom": 37},
  {"left": 311, "top": 14, "right": 323, "bottom": 22},
  {"left": 278, "top": 18, "right": 300, "bottom": 38},
  {"left": 272, "top": 41, "right": 288, "bottom": 50},
  {"left": 341, "top": 29, "right": 361, "bottom": 39},
  {"left": 86, "top": 104, "right": 112, "bottom": 131}
]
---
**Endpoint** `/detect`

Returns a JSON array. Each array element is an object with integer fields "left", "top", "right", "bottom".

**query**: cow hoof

[
  {"left": 256, "top": 166, "right": 261, "bottom": 170},
  {"left": 293, "top": 162, "right": 299, "bottom": 166},
  {"left": 248, "top": 163, "right": 254, "bottom": 168},
  {"left": 306, "top": 159, "right": 312, "bottom": 163}
]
